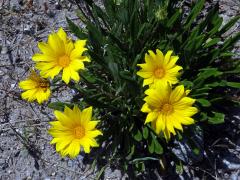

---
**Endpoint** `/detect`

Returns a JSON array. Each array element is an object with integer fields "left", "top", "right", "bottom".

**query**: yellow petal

[
  {"left": 164, "top": 50, "right": 173, "bottom": 65},
  {"left": 87, "top": 130, "right": 103, "bottom": 138},
  {"left": 145, "top": 112, "right": 158, "bottom": 124},
  {"left": 62, "top": 67, "right": 71, "bottom": 84},
  {"left": 156, "top": 49, "right": 164, "bottom": 62},
  {"left": 38, "top": 42, "right": 54, "bottom": 55},
  {"left": 166, "top": 118, "right": 176, "bottom": 135},
  {"left": 179, "top": 117, "right": 195, "bottom": 125},
  {"left": 55, "top": 136, "right": 73, "bottom": 152},
  {"left": 86, "top": 121, "right": 99, "bottom": 131},
  {"left": 141, "top": 103, "right": 151, "bottom": 113},
  {"left": 68, "top": 140, "right": 81, "bottom": 159},
  {"left": 81, "top": 106, "right": 93, "bottom": 124},
  {"left": 48, "top": 33, "right": 65, "bottom": 55},
  {"left": 155, "top": 114, "right": 165, "bottom": 134},
  {"left": 54, "top": 110, "right": 73, "bottom": 127},
  {"left": 70, "top": 59, "right": 85, "bottom": 71},
  {"left": 163, "top": 128, "right": 171, "bottom": 141},
  {"left": 136, "top": 71, "right": 153, "bottom": 78},
  {"left": 19, "top": 80, "right": 36, "bottom": 90},
  {"left": 170, "top": 85, "right": 185, "bottom": 103},
  {"left": 32, "top": 54, "right": 55, "bottom": 62},
  {"left": 70, "top": 70, "right": 80, "bottom": 82},
  {"left": 167, "top": 65, "right": 182, "bottom": 73},
  {"left": 173, "top": 97, "right": 196, "bottom": 109},
  {"left": 80, "top": 140, "right": 91, "bottom": 153},
  {"left": 169, "top": 114, "right": 183, "bottom": 131},
  {"left": 73, "top": 105, "right": 81, "bottom": 118},
  {"left": 166, "top": 56, "right": 179, "bottom": 69},
  {"left": 65, "top": 41, "right": 74, "bottom": 56},
  {"left": 57, "top": 27, "right": 67, "bottom": 42},
  {"left": 143, "top": 77, "right": 154, "bottom": 86}
]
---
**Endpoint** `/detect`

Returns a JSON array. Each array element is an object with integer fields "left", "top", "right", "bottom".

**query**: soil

[{"left": 0, "top": 0, "right": 239, "bottom": 179}]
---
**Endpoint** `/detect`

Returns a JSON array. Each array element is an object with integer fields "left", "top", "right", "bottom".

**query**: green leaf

[
  {"left": 108, "top": 62, "right": 119, "bottom": 82},
  {"left": 166, "top": 9, "right": 181, "bottom": 28},
  {"left": 148, "top": 137, "right": 155, "bottom": 154},
  {"left": 119, "top": 70, "right": 135, "bottom": 82},
  {"left": 150, "top": 132, "right": 163, "bottom": 154},
  {"left": 193, "top": 147, "right": 200, "bottom": 155},
  {"left": 87, "top": 22, "right": 104, "bottom": 47},
  {"left": 203, "top": 38, "right": 221, "bottom": 48},
  {"left": 48, "top": 102, "right": 70, "bottom": 111},
  {"left": 80, "top": 71, "right": 97, "bottom": 83},
  {"left": 143, "top": 127, "right": 149, "bottom": 139},
  {"left": 208, "top": 112, "right": 225, "bottom": 124},
  {"left": 130, "top": 157, "right": 159, "bottom": 164},
  {"left": 208, "top": 16, "right": 223, "bottom": 36},
  {"left": 154, "top": 138, "right": 163, "bottom": 154},
  {"left": 219, "top": 15, "right": 240, "bottom": 35},
  {"left": 219, "top": 52, "right": 237, "bottom": 57},
  {"left": 226, "top": 82, "right": 240, "bottom": 88},
  {"left": 197, "top": 98, "right": 211, "bottom": 107},
  {"left": 184, "top": 0, "right": 205, "bottom": 29},
  {"left": 126, "top": 145, "right": 135, "bottom": 160},
  {"left": 222, "top": 32, "right": 240, "bottom": 50},
  {"left": 176, "top": 161, "right": 183, "bottom": 175},
  {"left": 194, "top": 68, "right": 222, "bottom": 80},
  {"left": 66, "top": 17, "right": 87, "bottom": 39},
  {"left": 133, "top": 129, "right": 142, "bottom": 142}
]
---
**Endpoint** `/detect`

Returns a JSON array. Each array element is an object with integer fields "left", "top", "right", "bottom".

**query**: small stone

[
  {"left": 55, "top": 2, "right": 62, "bottom": 10},
  {"left": 224, "top": 173, "right": 229, "bottom": 178},
  {"left": 1, "top": 46, "right": 8, "bottom": 54},
  {"left": 7, "top": 169, "right": 12, "bottom": 174},
  {"left": 0, "top": 70, "right": 4, "bottom": 76}
]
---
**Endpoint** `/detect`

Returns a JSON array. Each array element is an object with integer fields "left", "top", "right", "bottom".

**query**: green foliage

[{"left": 59, "top": 0, "right": 240, "bottom": 178}]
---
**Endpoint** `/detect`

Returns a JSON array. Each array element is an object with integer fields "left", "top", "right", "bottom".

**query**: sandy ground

[{"left": 0, "top": 0, "right": 239, "bottom": 179}]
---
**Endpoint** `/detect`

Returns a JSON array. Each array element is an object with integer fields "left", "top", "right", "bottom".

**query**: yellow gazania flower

[
  {"left": 137, "top": 49, "right": 182, "bottom": 86},
  {"left": 48, "top": 105, "right": 102, "bottom": 158},
  {"left": 19, "top": 70, "right": 51, "bottom": 104},
  {"left": 32, "top": 28, "right": 90, "bottom": 84},
  {"left": 141, "top": 82, "right": 198, "bottom": 140}
]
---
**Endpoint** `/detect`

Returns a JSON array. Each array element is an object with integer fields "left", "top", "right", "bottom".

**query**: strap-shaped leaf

[
  {"left": 219, "top": 15, "right": 240, "bottom": 35},
  {"left": 184, "top": 0, "right": 205, "bottom": 29},
  {"left": 203, "top": 38, "right": 221, "bottom": 48},
  {"left": 166, "top": 9, "right": 181, "bottom": 28},
  {"left": 208, "top": 112, "right": 225, "bottom": 124},
  {"left": 66, "top": 17, "right": 87, "bottom": 39}
]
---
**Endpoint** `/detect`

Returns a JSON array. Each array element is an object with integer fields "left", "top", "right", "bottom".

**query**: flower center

[
  {"left": 162, "top": 103, "right": 173, "bottom": 114},
  {"left": 58, "top": 55, "right": 70, "bottom": 67},
  {"left": 74, "top": 126, "right": 85, "bottom": 139},
  {"left": 38, "top": 80, "right": 49, "bottom": 91},
  {"left": 154, "top": 68, "right": 165, "bottom": 78}
]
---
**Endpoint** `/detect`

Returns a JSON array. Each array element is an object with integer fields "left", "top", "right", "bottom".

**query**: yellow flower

[
  {"left": 141, "top": 82, "right": 198, "bottom": 140},
  {"left": 32, "top": 28, "right": 90, "bottom": 84},
  {"left": 19, "top": 70, "right": 51, "bottom": 104},
  {"left": 48, "top": 105, "right": 102, "bottom": 158},
  {"left": 137, "top": 49, "right": 182, "bottom": 86}
]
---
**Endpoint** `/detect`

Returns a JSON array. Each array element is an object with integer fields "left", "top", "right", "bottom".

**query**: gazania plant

[{"left": 19, "top": 0, "right": 240, "bottom": 179}]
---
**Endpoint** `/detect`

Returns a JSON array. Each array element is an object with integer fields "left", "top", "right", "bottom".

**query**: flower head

[
  {"left": 137, "top": 49, "right": 182, "bottom": 86},
  {"left": 19, "top": 70, "right": 50, "bottom": 104},
  {"left": 141, "top": 82, "right": 198, "bottom": 140},
  {"left": 32, "top": 28, "right": 90, "bottom": 84},
  {"left": 48, "top": 105, "right": 102, "bottom": 158}
]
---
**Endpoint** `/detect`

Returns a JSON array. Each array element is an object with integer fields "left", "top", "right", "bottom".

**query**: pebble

[
  {"left": 1, "top": 46, "right": 8, "bottom": 54},
  {"left": 0, "top": 70, "right": 4, "bottom": 76}
]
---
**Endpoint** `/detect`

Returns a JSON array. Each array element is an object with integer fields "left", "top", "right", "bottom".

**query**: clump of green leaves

[{"left": 49, "top": 0, "right": 239, "bottom": 178}]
